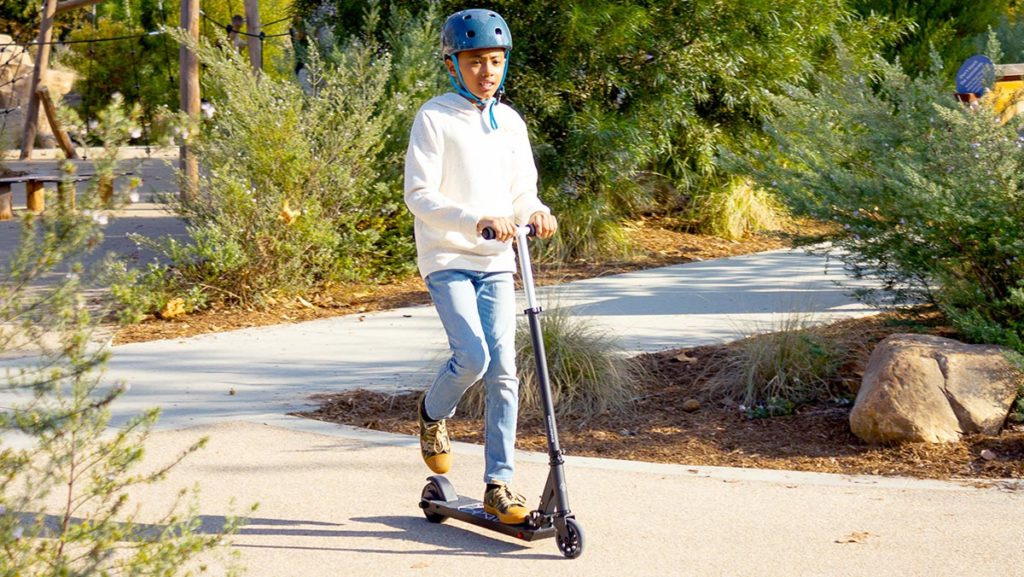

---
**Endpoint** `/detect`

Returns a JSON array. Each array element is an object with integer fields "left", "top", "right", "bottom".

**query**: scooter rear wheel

[
  {"left": 421, "top": 480, "right": 448, "bottom": 524},
  {"left": 556, "top": 517, "right": 584, "bottom": 559}
]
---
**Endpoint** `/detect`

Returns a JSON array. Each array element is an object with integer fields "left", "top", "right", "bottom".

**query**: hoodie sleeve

[{"left": 404, "top": 108, "right": 483, "bottom": 238}]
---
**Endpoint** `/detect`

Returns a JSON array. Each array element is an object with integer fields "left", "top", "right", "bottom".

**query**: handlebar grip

[{"left": 481, "top": 224, "right": 536, "bottom": 240}]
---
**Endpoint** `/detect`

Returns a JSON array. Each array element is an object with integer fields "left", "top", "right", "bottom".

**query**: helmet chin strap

[{"left": 449, "top": 53, "right": 510, "bottom": 130}]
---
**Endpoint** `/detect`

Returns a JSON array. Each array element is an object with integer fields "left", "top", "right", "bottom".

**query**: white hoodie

[{"left": 404, "top": 92, "right": 550, "bottom": 279}]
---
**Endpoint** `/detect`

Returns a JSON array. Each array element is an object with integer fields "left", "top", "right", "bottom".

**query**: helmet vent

[
  {"left": 495, "top": 29, "right": 503, "bottom": 36},
  {"left": 466, "top": 30, "right": 475, "bottom": 38}
]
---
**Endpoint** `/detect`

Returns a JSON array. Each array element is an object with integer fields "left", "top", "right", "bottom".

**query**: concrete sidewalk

[
  {"left": 10, "top": 246, "right": 1021, "bottom": 576},
  {"left": 130, "top": 420, "right": 1022, "bottom": 577}
]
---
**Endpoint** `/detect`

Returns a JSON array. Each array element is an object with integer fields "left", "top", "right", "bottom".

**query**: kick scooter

[{"left": 418, "top": 224, "right": 584, "bottom": 559}]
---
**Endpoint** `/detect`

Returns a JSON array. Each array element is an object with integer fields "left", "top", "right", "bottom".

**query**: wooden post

[
  {"left": 26, "top": 180, "right": 45, "bottom": 213},
  {"left": 180, "top": 0, "right": 200, "bottom": 200},
  {"left": 244, "top": 0, "right": 262, "bottom": 73},
  {"left": 0, "top": 183, "right": 12, "bottom": 220},
  {"left": 19, "top": 0, "right": 59, "bottom": 159},
  {"left": 37, "top": 86, "right": 79, "bottom": 159}
]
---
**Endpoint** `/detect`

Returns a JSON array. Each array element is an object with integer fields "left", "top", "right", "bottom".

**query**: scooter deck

[{"left": 420, "top": 495, "right": 556, "bottom": 542}]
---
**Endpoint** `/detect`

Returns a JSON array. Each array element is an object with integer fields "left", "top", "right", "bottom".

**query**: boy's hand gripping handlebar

[{"left": 480, "top": 223, "right": 536, "bottom": 241}]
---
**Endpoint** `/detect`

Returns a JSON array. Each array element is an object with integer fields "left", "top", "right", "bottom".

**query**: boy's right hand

[{"left": 477, "top": 217, "right": 517, "bottom": 242}]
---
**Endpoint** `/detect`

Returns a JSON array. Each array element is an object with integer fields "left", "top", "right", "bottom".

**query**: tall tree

[
  {"left": 0, "top": 0, "right": 92, "bottom": 42},
  {"left": 852, "top": 0, "right": 1015, "bottom": 75}
]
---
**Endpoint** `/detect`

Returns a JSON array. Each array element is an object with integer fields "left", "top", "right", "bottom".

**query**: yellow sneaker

[
  {"left": 483, "top": 482, "right": 530, "bottom": 525},
  {"left": 418, "top": 396, "right": 451, "bottom": 474}
]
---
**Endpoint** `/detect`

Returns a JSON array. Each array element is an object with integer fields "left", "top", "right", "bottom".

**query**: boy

[{"left": 404, "top": 9, "right": 557, "bottom": 525}]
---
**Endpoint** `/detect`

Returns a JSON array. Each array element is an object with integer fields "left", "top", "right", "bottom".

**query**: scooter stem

[
  {"left": 515, "top": 226, "right": 571, "bottom": 515},
  {"left": 515, "top": 226, "right": 540, "bottom": 311}
]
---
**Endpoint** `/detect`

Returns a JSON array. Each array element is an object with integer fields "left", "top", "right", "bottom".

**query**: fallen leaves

[
  {"left": 158, "top": 298, "right": 186, "bottom": 319},
  {"left": 836, "top": 531, "right": 877, "bottom": 544},
  {"left": 279, "top": 199, "right": 300, "bottom": 224}
]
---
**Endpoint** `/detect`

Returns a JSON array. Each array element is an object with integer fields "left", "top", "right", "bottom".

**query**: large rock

[
  {"left": 850, "top": 334, "right": 1021, "bottom": 444},
  {"left": 0, "top": 34, "right": 77, "bottom": 149}
]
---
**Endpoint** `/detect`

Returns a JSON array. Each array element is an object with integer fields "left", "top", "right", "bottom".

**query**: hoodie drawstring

[{"left": 449, "top": 54, "right": 509, "bottom": 130}]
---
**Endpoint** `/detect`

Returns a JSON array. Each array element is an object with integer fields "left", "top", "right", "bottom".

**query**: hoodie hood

[{"left": 435, "top": 91, "right": 486, "bottom": 112}]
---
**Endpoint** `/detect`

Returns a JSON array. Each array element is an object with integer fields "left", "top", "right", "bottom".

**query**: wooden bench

[{"left": 0, "top": 173, "right": 113, "bottom": 220}]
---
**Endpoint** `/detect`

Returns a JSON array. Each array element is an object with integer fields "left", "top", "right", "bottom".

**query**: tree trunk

[
  {"left": 38, "top": 86, "right": 79, "bottom": 160},
  {"left": 19, "top": 0, "right": 58, "bottom": 159},
  {"left": 244, "top": 0, "right": 262, "bottom": 73},
  {"left": 180, "top": 0, "right": 200, "bottom": 200}
]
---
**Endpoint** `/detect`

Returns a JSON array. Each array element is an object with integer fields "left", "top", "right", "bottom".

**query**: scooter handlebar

[{"left": 481, "top": 223, "right": 536, "bottom": 240}]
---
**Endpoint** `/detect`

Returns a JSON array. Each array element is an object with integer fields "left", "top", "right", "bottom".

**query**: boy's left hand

[{"left": 529, "top": 211, "right": 558, "bottom": 239}]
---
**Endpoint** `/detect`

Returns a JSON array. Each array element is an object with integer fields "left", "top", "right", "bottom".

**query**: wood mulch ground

[
  {"left": 297, "top": 309, "right": 1024, "bottom": 483},
  {"left": 113, "top": 217, "right": 1024, "bottom": 483}
]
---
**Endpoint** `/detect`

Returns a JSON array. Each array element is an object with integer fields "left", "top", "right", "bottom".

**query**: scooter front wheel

[
  {"left": 420, "top": 480, "right": 448, "bottom": 524},
  {"left": 556, "top": 517, "right": 584, "bottom": 559}
]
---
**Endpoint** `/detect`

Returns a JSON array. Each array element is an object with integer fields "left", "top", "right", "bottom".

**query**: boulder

[
  {"left": 0, "top": 34, "right": 77, "bottom": 149},
  {"left": 850, "top": 334, "right": 1021, "bottom": 444}
]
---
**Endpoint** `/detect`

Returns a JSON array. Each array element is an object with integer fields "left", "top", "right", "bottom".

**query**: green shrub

[
  {"left": 104, "top": 258, "right": 208, "bottom": 324},
  {"left": 742, "top": 46, "right": 1024, "bottom": 353},
  {"left": 458, "top": 305, "right": 638, "bottom": 420},
  {"left": 1, "top": 98, "right": 244, "bottom": 575},
  {"left": 539, "top": 194, "right": 636, "bottom": 263},
  {"left": 107, "top": 31, "right": 414, "bottom": 314}
]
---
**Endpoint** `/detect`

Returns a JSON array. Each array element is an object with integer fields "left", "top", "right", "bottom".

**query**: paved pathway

[{"left": 64, "top": 247, "right": 876, "bottom": 432}]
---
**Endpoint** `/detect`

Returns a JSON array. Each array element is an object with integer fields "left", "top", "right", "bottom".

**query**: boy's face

[{"left": 446, "top": 47, "right": 507, "bottom": 101}]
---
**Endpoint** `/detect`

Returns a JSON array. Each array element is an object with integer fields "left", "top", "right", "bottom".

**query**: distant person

[
  {"left": 228, "top": 14, "right": 246, "bottom": 54},
  {"left": 290, "top": 23, "right": 312, "bottom": 94},
  {"left": 404, "top": 9, "right": 557, "bottom": 525}
]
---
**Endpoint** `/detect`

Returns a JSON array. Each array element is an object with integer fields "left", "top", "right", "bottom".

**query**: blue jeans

[{"left": 423, "top": 269, "right": 518, "bottom": 484}]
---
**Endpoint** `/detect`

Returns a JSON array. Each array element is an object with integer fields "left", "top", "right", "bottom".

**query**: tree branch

[{"left": 54, "top": 0, "right": 105, "bottom": 16}]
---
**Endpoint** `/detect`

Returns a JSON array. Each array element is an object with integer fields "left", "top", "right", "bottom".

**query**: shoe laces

[
  {"left": 491, "top": 483, "right": 526, "bottom": 508},
  {"left": 422, "top": 419, "right": 450, "bottom": 454}
]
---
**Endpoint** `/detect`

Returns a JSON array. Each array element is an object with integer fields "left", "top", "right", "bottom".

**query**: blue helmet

[{"left": 441, "top": 9, "right": 512, "bottom": 59}]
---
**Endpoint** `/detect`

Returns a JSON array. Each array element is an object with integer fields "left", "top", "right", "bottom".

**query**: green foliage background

[
  {"left": 293, "top": 0, "right": 901, "bottom": 257},
  {"left": 62, "top": 19, "right": 178, "bottom": 143},
  {"left": 0, "top": 0, "right": 92, "bottom": 42},
  {"left": 8, "top": 0, "right": 296, "bottom": 139},
  {"left": 740, "top": 46, "right": 1024, "bottom": 352},
  {"left": 852, "top": 0, "right": 1020, "bottom": 77}
]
